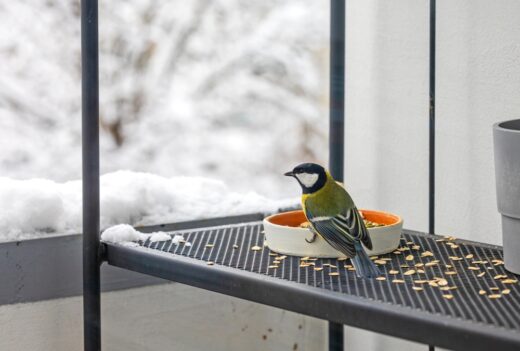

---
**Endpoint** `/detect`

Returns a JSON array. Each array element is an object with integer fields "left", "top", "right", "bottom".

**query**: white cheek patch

[{"left": 295, "top": 173, "right": 319, "bottom": 188}]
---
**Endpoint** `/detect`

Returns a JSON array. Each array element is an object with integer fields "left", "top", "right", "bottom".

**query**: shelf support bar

[
  {"left": 82, "top": 0, "right": 101, "bottom": 350},
  {"left": 329, "top": 0, "right": 346, "bottom": 350}
]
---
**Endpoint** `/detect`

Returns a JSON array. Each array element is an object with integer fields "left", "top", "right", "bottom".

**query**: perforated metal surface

[{"left": 136, "top": 221, "right": 520, "bottom": 332}]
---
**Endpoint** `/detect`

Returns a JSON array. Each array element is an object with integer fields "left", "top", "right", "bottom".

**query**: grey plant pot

[{"left": 493, "top": 119, "right": 520, "bottom": 275}]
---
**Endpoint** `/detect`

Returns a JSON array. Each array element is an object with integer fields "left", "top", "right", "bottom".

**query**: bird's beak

[{"left": 284, "top": 171, "right": 294, "bottom": 177}]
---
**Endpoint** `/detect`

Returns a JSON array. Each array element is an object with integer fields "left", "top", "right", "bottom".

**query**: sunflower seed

[
  {"left": 465, "top": 254, "right": 474, "bottom": 259},
  {"left": 389, "top": 270, "right": 399, "bottom": 274},
  {"left": 329, "top": 272, "right": 340, "bottom": 276},
  {"left": 488, "top": 294, "right": 502, "bottom": 299},
  {"left": 479, "top": 290, "right": 486, "bottom": 295},
  {"left": 477, "top": 272, "right": 486, "bottom": 277},
  {"left": 412, "top": 286, "right": 424, "bottom": 291},
  {"left": 251, "top": 246, "right": 261, "bottom": 251},
  {"left": 443, "top": 294, "right": 454, "bottom": 299},
  {"left": 404, "top": 269, "right": 416, "bottom": 276},
  {"left": 376, "top": 276, "right": 387, "bottom": 281},
  {"left": 392, "top": 279, "right": 405, "bottom": 284},
  {"left": 502, "top": 289, "right": 511, "bottom": 295},
  {"left": 405, "top": 255, "right": 414, "bottom": 261}
]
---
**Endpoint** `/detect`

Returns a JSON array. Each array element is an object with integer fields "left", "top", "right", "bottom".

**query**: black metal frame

[{"left": 81, "top": 1, "right": 440, "bottom": 350}]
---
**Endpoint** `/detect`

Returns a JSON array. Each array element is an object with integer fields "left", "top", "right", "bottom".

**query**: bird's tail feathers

[{"left": 351, "top": 243, "right": 380, "bottom": 279}]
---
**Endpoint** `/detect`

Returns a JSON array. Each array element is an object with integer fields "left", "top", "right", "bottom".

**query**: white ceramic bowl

[{"left": 263, "top": 209, "right": 403, "bottom": 258}]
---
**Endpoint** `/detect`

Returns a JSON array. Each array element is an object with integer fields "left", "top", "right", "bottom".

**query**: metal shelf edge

[{"left": 104, "top": 242, "right": 520, "bottom": 351}]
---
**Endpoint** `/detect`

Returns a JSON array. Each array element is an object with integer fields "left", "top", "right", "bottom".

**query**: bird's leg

[{"left": 305, "top": 232, "right": 318, "bottom": 244}]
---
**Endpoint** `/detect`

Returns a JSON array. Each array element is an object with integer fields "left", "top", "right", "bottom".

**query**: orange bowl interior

[{"left": 267, "top": 209, "right": 400, "bottom": 227}]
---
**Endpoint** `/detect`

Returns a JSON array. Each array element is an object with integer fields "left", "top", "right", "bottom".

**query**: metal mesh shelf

[{"left": 104, "top": 219, "right": 520, "bottom": 351}]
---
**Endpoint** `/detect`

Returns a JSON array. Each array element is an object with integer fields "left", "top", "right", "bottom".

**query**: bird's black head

[{"left": 284, "top": 163, "right": 328, "bottom": 194}]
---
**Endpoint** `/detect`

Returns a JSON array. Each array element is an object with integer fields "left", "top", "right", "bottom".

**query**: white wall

[
  {"left": 347, "top": 0, "right": 520, "bottom": 244},
  {"left": 2, "top": 1, "right": 519, "bottom": 351}
]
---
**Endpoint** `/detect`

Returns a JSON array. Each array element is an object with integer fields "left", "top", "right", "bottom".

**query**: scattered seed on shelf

[
  {"left": 415, "top": 263, "right": 425, "bottom": 267},
  {"left": 445, "top": 271, "right": 457, "bottom": 275},
  {"left": 300, "top": 256, "right": 310, "bottom": 261},
  {"left": 416, "top": 269, "right": 426, "bottom": 274},
  {"left": 479, "top": 290, "right": 487, "bottom": 295},
  {"left": 206, "top": 244, "right": 214, "bottom": 248},
  {"left": 412, "top": 286, "right": 424, "bottom": 291},
  {"left": 465, "top": 254, "right": 474, "bottom": 259},
  {"left": 412, "top": 245, "right": 421, "bottom": 250},
  {"left": 405, "top": 255, "right": 414, "bottom": 261},
  {"left": 404, "top": 269, "right": 416, "bottom": 276},
  {"left": 251, "top": 246, "right": 261, "bottom": 251},
  {"left": 207, "top": 261, "right": 214, "bottom": 266},
  {"left": 468, "top": 266, "right": 480, "bottom": 271},
  {"left": 502, "top": 289, "right": 511, "bottom": 295},
  {"left": 421, "top": 251, "right": 434, "bottom": 257},
  {"left": 389, "top": 270, "right": 399, "bottom": 274},
  {"left": 414, "top": 280, "right": 429, "bottom": 284},
  {"left": 472, "top": 260, "right": 487, "bottom": 264},
  {"left": 277, "top": 255, "right": 287, "bottom": 260},
  {"left": 437, "top": 279, "right": 449, "bottom": 286},
  {"left": 299, "top": 263, "right": 311, "bottom": 268},
  {"left": 490, "top": 287, "right": 500, "bottom": 291},
  {"left": 425, "top": 262, "right": 438, "bottom": 267},
  {"left": 429, "top": 281, "right": 439, "bottom": 287},
  {"left": 406, "top": 241, "right": 414, "bottom": 245},
  {"left": 233, "top": 245, "right": 239, "bottom": 249},
  {"left": 449, "top": 256, "right": 462, "bottom": 261},
  {"left": 269, "top": 253, "right": 278, "bottom": 256},
  {"left": 488, "top": 294, "right": 502, "bottom": 299},
  {"left": 347, "top": 267, "right": 356, "bottom": 271},
  {"left": 443, "top": 294, "right": 454, "bottom": 299},
  {"left": 337, "top": 257, "right": 347, "bottom": 261},
  {"left": 503, "top": 279, "right": 519, "bottom": 284},
  {"left": 477, "top": 272, "right": 486, "bottom": 277},
  {"left": 314, "top": 267, "right": 323, "bottom": 271},
  {"left": 445, "top": 264, "right": 453, "bottom": 268},
  {"left": 374, "top": 260, "right": 387, "bottom": 265},
  {"left": 376, "top": 276, "right": 386, "bottom": 281},
  {"left": 329, "top": 272, "right": 340, "bottom": 276},
  {"left": 400, "top": 265, "right": 410, "bottom": 268},
  {"left": 392, "top": 279, "right": 405, "bottom": 284},
  {"left": 268, "top": 265, "right": 279, "bottom": 269},
  {"left": 493, "top": 274, "right": 508, "bottom": 279}
]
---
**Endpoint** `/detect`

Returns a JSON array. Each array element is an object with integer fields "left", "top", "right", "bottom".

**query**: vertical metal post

[
  {"left": 82, "top": 0, "right": 101, "bottom": 350},
  {"left": 329, "top": 0, "right": 345, "bottom": 350},
  {"left": 428, "top": 1, "right": 436, "bottom": 351},
  {"left": 329, "top": 0, "right": 345, "bottom": 181},
  {"left": 428, "top": 0, "right": 436, "bottom": 236}
]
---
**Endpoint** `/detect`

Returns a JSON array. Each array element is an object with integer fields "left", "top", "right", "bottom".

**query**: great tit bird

[{"left": 285, "top": 163, "right": 380, "bottom": 278}]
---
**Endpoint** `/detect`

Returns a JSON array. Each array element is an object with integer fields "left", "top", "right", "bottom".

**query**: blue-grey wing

[
  {"left": 344, "top": 207, "right": 373, "bottom": 250},
  {"left": 306, "top": 208, "right": 373, "bottom": 257}
]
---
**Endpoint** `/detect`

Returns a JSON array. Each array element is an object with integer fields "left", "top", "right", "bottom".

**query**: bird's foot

[{"left": 305, "top": 232, "right": 318, "bottom": 244}]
